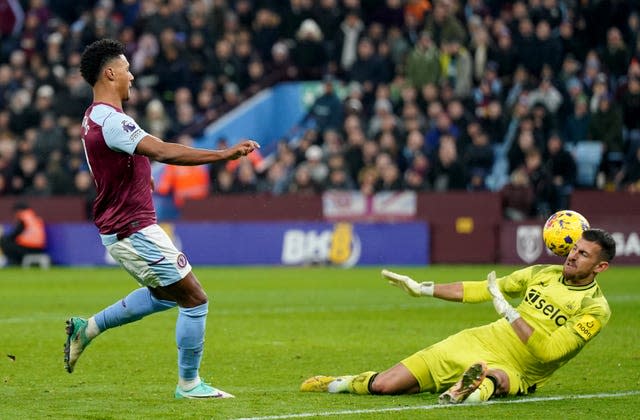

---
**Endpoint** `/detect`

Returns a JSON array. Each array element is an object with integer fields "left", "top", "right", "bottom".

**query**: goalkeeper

[{"left": 300, "top": 229, "right": 616, "bottom": 404}]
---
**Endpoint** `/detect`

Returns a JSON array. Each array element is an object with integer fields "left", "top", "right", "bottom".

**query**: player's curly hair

[
  {"left": 583, "top": 229, "right": 616, "bottom": 262},
  {"left": 80, "top": 39, "right": 126, "bottom": 87}
]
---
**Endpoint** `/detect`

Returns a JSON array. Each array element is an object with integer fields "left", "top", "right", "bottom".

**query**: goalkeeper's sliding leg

[
  {"left": 300, "top": 362, "right": 510, "bottom": 404},
  {"left": 300, "top": 363, "right": 421, "bottom": 395}
]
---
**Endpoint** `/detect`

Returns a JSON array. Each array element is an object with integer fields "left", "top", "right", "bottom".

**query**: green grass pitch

[{"left": 1, "top": 265, "right": 639, "bottom": 419}]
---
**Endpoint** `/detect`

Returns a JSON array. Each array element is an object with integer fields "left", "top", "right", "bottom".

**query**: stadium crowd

[{"left": 1, "top": 0, "right": 640, "bottom": 221}]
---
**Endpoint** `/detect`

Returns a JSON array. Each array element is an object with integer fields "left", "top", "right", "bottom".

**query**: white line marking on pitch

[{"left": 234, "top": 390, "right": 640, "bottom": 420}]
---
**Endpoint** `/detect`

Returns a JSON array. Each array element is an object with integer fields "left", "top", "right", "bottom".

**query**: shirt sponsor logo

[
  {"left": 122, "top": 120, "right": 136, "bottom": 133},
  {"left": 574, "top": 314, "right": 600, "bottom": 340},
  {"left": 524, "top": 288, "right": 568, "bottom": 326}
]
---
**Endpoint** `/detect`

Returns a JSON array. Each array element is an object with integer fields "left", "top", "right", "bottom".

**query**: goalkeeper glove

[
  {"left": 487, "top": 271, "right": 521, "bottom": 323},
  {"left": 382, "top": 269, "right": 434, "bottom": 297}
]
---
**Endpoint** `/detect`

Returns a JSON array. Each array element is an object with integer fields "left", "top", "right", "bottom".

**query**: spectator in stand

[
  {"left": 252, "top": 8, "right": 281, "bottom": 62},
  {"left": 600, "top": 27, "right": 631, "bottom": 81},
  {"left": 508, "top": 129, "right": 537, "bottom": 174},
  {"left": 305, "top": 76, "right": 344, "bottom": 135},
  {"left": 468, "top": 20, "right": 491, "bottom": 83},
  {"left": 379, "top": 130, "right": 404, "bottom": 168},
  {"left": 402, "top": 166, "right": 429, "bottom": 191},
  {"left": 528, "top": 77, "right": 564, "bottom": 116},
  {"left": 367, "top": 98, "right": 399, "bottom": 139},
  {"left": 325, "top": 151, "right": 356, "bottom": 192},
  {"left": 473, "top": 63, "right": 503, "bottom": 108},
  {"left": 588, "top": 94, "right": 624, "bottom": 181},
  {"left": 544, "top": 133, "right": 576, "bottom": 211},
  {"left": 258, "top": 161, "right": 289, "bottom": 195},
  {"left": 515, "top": 17, "right": 538, "bottom": 77},
  {"left": 326, "top": 166, "right": 356, "bottom": 191},
  {"left": 360, "top": 139, "right": 381, "bottom": 172},
  {"left": 429, "top": 134, "right": 466, "bottom": 191},
  {"left": 321, "top": 128, "right": 345, "bottom": 157},
  {"left": 490, "top": 32, "right": 519, "bottom": 86},
  {"left": 614, "top": 146, "right": 640, "bottom": 191},
  {"left": 564, "top": 97, "right": 591, "bottom": 145},
  {"left": 211, "top": 167, "right": 236, "bottom": 195},
  {"left": 402, "top": 129, "right": 425, "bottom": 166},
  {"left": 349, "top": 37, "right": 385, "bottom": 99},
  {"left": 559, "top": 56, "right": 583, "bottom": 92},
  {"left": 405, "top": 31, "right": 441, "bottom": 90},
  {"left": 335, "top": 9, "right": 365, "bottom": 76},
  {"left": 25, "top": 172, "right": 51, "bottom": 196},
  {"left": 44, "top": 150, "right": 72, "bottom": 195},
  {"left": 522, "top": 148, "right": 552, "bottom": 218},
  {"left": 440, "top": 37, "right": 473, "bottom": 99},
  {"left": 425, "top": 111, "right": 460, "bottom": 153},
  {"left": 479, "top": 100, "right": 507, "bottom": 145},
  {"left": 33, "top": 111, "right": 66, "bottom": 165},
  {"left": 72, "top": 170, "right": 96, "bottom": 220},
  {"left": 208, "top": 38, "right": 240, "bottom": 87},
  {"left": 142, "top": 99, "right": 172, "bottom": 140},
  {"left": 0, "top": 201, "right": 47, "bottom": 266},
  {"left": 561, "top": 76, "right": 586, "bottom": 122},
  {"left": 464, "top": 131, "right": 494, "bottom": 183},
  {"left": 620, "top": 75, "right": 640, "bottom": 155},
  {"left": 530, "top": 102, "right": 554, "bottom": 145},
  {"left": 589, "top": 73, "right": 610, "bottom": 114},
  {"left": 581, "top": 51, "right": 604, "bottom": 98},
  {"left": 280, "top": 0, "right": 315, "bottom": 40},
  {"left": 358, "top": 166, "right": 379, "bottom": 196},
  {"left": 288, "top": 165, "right": 321, "bottom": 195},
  {"left": 405, "top": 0, "right": 431, "bottom": 26},
  {"left": 386, "top": 26, "right": 411, "bottom": 70},
  {"left": 558, "top": 20, "right": 587, "bottom": 63},
  {"left": 376, "top": 160, "right": 403, "bottom": 191},
  {"left": 292, "top": 19, "right": 328, "bottom": 80},
  {"left": 501, "top": 167, "right": 535, "bottom": 221},
  {"left": 233, "top": 159, "right": 259, "bottom": 194},
  {"left": 11, "top": 153, "right": 39, "bottom": 196},
  {"left": 532, "top": 20, "right": 562, "bottom": 76},
  {"left": 424, "top": 0, "right": 466, "bottom": 47},
  {"left": 299, "top": 144, "right": 329, "bottom": 187}
]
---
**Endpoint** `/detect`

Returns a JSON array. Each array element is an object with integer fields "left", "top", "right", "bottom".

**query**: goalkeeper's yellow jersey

[{"left": 462, "top": 264, "right": 610, "bottom": 390}]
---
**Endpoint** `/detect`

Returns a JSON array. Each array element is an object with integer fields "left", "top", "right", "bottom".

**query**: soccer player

[
  {"left": 301, "top": 229, "right": 615, "bottom": 404},
  {"left": 64, "top": 39, "right": 259, "bottom": 399}
]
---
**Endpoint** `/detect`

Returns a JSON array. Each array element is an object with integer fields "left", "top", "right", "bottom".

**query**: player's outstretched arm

[
  {"left": 487, "top": 271, "right": 533, "bottom": 342},
  {"left": 136, "top": 135, "right": 260, "bottom": 165},
  {"left": 381, "top": 269, "right": 463, "bottom": 301}
]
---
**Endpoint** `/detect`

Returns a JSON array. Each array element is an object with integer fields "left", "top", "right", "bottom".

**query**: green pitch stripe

[{"left": 236, "top": 390, "right": 640, "bottom": 420}]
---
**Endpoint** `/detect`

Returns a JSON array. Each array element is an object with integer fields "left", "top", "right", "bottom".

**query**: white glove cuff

[
  {"left": 419, "top": 282, "right": 435, "bottom": 297},
  {"left": 504, "top": 307, "right": 521, "bottom": 323}
]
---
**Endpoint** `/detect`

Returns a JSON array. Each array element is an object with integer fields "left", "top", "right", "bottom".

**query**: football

[{"left": 542, "top": 210, "right": 590, "bottom": 257}]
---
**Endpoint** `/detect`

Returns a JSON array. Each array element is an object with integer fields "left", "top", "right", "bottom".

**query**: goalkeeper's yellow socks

[
  {"left": 347, "top": 371, "right": 378, "bottom": 394},
  {"left": 466, "top": 376, "right": 496, "bottom": 403}
]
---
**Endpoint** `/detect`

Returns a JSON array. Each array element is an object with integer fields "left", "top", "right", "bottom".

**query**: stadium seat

[
  {"left": 571, "top": 141, "right": 604, "bottom": 188},
  {"left": 22, "top": 253, "right": 51, "bottom": 269}
]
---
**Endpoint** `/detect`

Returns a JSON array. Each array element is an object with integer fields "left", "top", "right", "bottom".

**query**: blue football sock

[
  {"left": 176, "top": 303, "right": 208, "bottom": 381},
  {"left": 94, "top": 287, "right": 176, "bottom": 332}
]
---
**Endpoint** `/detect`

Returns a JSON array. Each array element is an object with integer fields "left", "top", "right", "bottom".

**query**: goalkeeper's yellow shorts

[{"left": 400, "top": 322, "right": 530, "bottom": 396}]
